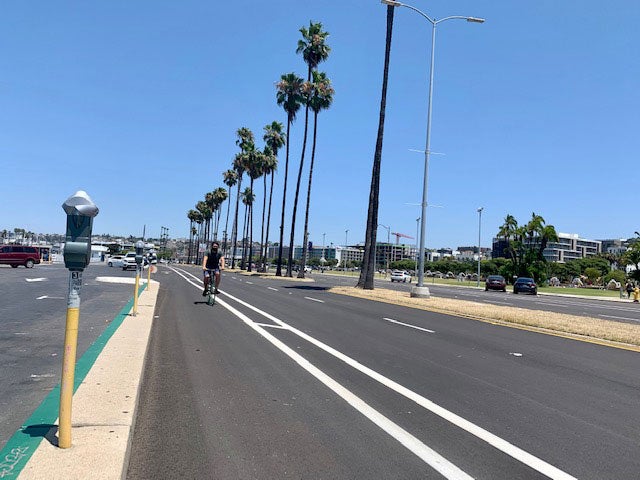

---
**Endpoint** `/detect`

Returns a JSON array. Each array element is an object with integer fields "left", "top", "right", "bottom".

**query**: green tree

[
  {"left": 275, "top": 73, "right": 304, "bottom": 276},
  {"left": 231, "top": 127, "right": 254, "bottom": 267},
  {"left": 298, "top": 71, "right": 334, "bottom": 278},
  {"left": 584, "top": 267, "right": 601, "bottom": 285},
  {"left": 622, "top": 242, "right": 640, "bottom": 281},
  {"left": 358, "top": 4, "right": 395, "bottom": 290},
  {"left": 245, "top": 148, "right": 265, "bottom": 272},
  {"left": 240, "top": 187, "right": 255, "bottom": 269}
]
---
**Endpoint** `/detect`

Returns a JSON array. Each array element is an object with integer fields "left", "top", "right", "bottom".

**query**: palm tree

[
  {"left": 246, "top": 149, "right": 265, "bottom": 272},
  {"left": 275, "top": 73, "right": 304, "bottom": 276},
  {"left": 262, "top": 121, "right": 285, "bottom": 270},
  {"left": 187, "top": 209, "right": 198, "bottom": 263},
  {"left": 358, "top": 5, "right": 395, "bottom": 290},
  {"left": 222, "top": 169, "right": 238, "bottom": 255},
  {"left": 288, "top": 22, "right": 331, "bottom": 277},
  {"left": 196, "top": 201, "right": 210, "bottom": 265},
  {"left": 212, "top": 187, "right": 228, "bottom": 241},
  {"left": 193, "top": 209, "right": 204, "bottom": 265},
  {"left": 298, "top": 72, "right": 334, "bottom": 278},
  {"left": 240, "top": 187, "right": 255, "bottom": 269},
  {"left": 231, "top": 127, "right": 255, "bottom": 268}
]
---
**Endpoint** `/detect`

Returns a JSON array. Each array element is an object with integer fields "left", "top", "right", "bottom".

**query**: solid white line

[
  {"left": 383, "top": 318, "right": 435, "bottom": 334},
  {"left": 268, "top": 287, "right": 278, "bottom": 291},
  {"left": 36, "top": 295, "right": 47, "bottom": 300},
  {"left": 214, "top": 283, "right": 576, "bottom": 480},
  {"left": 25, "top": 278, "right": 47, "bottom": 282},
  {"left": 168, "top": 267, "right": 472, "bottom": 479},
  {"left": 304, "top": 296, "right": 325, "bottom": 303},
  {"left": 599, "top": 314, "right": 638, "bottom": 322}
]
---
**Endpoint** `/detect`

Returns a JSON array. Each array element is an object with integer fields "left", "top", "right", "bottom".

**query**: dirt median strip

[{"left": 329, "top": 286, "right": 640, "bottom": 351}]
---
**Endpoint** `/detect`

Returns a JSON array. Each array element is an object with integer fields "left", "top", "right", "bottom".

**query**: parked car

[
  {"left": 485, "top": 275, "right": 507, "bottom": 292},
  {"left": 513, "top": 277, "right": 537, "bottom": 295},
  {"left": 107, "top": 255, "right": 125, "bottom": 267},
  {"left": 0, "top": 245, "right": 41, "bottom": 268},
  {"left": 390, "top": 270, "right": 412, "bottom": 283},
  {"left": 122, "top": 252, "right": 147, "bottom": 270}
]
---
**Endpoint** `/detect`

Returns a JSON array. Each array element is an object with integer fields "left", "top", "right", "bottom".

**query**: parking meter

[
  {"left": 62, "top": 191, "right": 99, "bottom": 271},
  {"left": 135, "top": 241, "right": 144, "bottom": 269}
]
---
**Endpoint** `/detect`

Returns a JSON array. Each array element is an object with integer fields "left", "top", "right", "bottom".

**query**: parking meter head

[
  {"left": 62, "top": 191, "right": 99, "bottom": 271},
  {"left": 135, "top": 240, "right": 144, "bottom": 266}
]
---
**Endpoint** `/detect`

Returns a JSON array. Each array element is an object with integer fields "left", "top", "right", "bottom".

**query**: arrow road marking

[{"left": 384, "top": 318, "right": 435, "bottom": 333}]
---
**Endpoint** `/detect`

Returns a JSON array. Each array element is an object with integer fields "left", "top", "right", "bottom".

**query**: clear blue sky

[{"left": 1, "top": 1, "right": 637, "bottom": 249}]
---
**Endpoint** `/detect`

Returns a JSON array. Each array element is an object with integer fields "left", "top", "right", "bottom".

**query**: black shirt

[{"left": 205, "top": 251, "right": 222, "bottom": 270}]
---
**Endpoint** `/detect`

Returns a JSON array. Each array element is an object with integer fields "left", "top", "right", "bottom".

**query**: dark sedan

[
  {"left": 485, "top": 275, "right": 507, "bottom": 292},
  {"left": 513, "top": 277, "right": 537, "bottom": 295}
]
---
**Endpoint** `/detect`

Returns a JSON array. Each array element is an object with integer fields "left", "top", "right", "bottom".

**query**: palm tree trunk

[
  {"left": 263, "top": 172, "right": 275, "bottom": 272},
  {"left": 224, "top": 193, "right": 232, "bottom": 257},
  {"left": 242, "top": 201, "right": 248, "bottom": 269},
  {"left": 298, "top": 111, "right": 319, "bottom": 278},
  {"left": 231, "top": 178, "right": 243, "bottom": 268},
  {"left": 187, "top": 220, "right": 193, "bottom": 263},
  {"left": 358, "top": 5, "right": 394, "bottom": 289},
  {"left": 248, "top": 179, "right": 255, "bottom": 272},
  {"left": 276, "top": 118, "right": 292, "bottom": 276},
  {"left": 287, "top": 66, "right": 312, "bottom": 277},
  {"left": 259, "top": 175, "right": 267, "bottom": 271}
]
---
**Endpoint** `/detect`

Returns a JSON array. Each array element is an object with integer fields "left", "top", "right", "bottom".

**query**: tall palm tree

[
  {"left": 240, "top": 187, "right": 255, "bottom": 269},
  {"left": 223, "top": 169, "right": 238, "bottom": 255},
  {"left": 246, "top": 149, "right": 265, "bottom": 272},
  {"left": 288, "top": 22, "right": 331, "bottom": 277},
  {"left": 231, "top": 127, "right": 254, "bottom": 268},
  {"left": 358, "top": 5, "right": 395, "bottom": 290},
  {"left": 212, "top": 187, "right": 228, "bottom": 241},
  {"left": 262, "top": 121, "right": 285, "bottom": 271},
  {"left": 196, "top": 200, "right": 210, "bottom": 264},
  {"left": 187, "top": 209, "right": 198, "bottom": 263},
  {"left": 275, "top": 73, "right": 304, "bottom": 276},
  {"left": 204, "top": 191, "right": 215, "bottom": 245},
  {"left": 298, "top": 72, "right": 334, "bottom": 278},
  {"left": 193, "top": 209, "right": 204, "bottom": 265}
]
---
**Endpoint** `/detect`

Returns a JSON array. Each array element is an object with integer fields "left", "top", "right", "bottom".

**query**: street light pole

[
  {"left": 344, "top": 229, "right": 349, "bottom": 269},
  {"left": 477, "top": 207, "right": 483, "bottom": 287},
  {"left": 381, "top": 0, "right": 484, "bottom": 299}
]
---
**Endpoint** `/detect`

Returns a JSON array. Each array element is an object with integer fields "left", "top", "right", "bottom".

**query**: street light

[
  {"left": 382, "top": 0, "right": 484, "bottom": 298},
  {"left": 344, "top": 229, "right": 349, "bottom": 269},
  {"left": 477, "top": 207, "right": 483, "bottom": 287}
]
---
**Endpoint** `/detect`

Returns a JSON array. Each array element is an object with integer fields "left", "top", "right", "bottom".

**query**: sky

[{"left": 1, "top": 0, "right": 638, "bottom": 250}]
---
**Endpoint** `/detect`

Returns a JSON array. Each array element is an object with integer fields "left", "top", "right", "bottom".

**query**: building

[
  {"left": 599, "top": 238, "right": 629, "bottom": 255},
  {"left": 492, "top": 233, "right": 601, "bottom": 263}
]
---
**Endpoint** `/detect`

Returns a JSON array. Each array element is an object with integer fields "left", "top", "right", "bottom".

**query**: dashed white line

[
  {"left": 384, "top": 318, "right": 435, "bottom": 334},
  {"left": 268, "top": 287, "right": 278, "bottom": 291},
  {"left": 304, "top": 296, "right": 325, "bottom": 303},
  {"left": 246, "top": 281, "right": 254, "bottom": 285}
]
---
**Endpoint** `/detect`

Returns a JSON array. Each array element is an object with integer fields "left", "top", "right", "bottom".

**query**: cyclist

[{"left": 202, "top": 241, "right": 225, "bottom": 296}]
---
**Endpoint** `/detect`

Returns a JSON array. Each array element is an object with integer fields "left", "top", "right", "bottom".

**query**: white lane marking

[
  {"left": 36, "top": 295, "right": 64, "bottom": 300},
  {"left": 599, "top": 314, "right": 638, "bottom": 322},
  {"left": 26, "top": 278, "right": 47, "bottom": 282},
  {"left": 30, "top": 374, "right": 55, "bottom": 379},
  {"left": 14, "top": 332, "right": 27, "bottom": 335},
  {"left": 246, "top": 281, "right": 254, "bottom": 285},
  {"left": 304, "top": 296, "right": 325, "bottom": 303},
  {"left": 384, "top": 318, "right": 435, "bottom": 334},
  {"left": 214, "top": 287, "right": 577, "bottom": 479},
  {"left": 171, "top": 266, "right": 576, "bottom": 479},
  {"left": 231, "top": 276, "right": 237, "bottom": 279},
  {"left": 255, "top": 323, "right": 289, "bottom": 330},
  {"left": 96, "top": 276, "right": 151, "bottom": 285},
  {"left": 509, "top": 353, "right": 523, "bottom": 357},
  {"left": 268, "top": 287, "right": 278, "bottom": 291},
  {"left": 168, "top": 266, "right": 472, "bottom": 479}
]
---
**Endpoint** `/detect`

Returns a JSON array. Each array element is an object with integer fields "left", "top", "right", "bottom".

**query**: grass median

[{"left": 330, "top": 286, "right": 640, "bottom": 350}]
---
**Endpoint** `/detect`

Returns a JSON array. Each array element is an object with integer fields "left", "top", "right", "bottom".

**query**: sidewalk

[{"left": 12, "top": 282, "right": 159, "bottom": 480}]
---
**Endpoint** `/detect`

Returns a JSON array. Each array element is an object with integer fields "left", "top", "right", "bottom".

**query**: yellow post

[
  {"left": 58, "top": 271, "right": 83, "bottom": 448},
  {"left": 133, "top": 270, "right": 140, "bottom": 316}
]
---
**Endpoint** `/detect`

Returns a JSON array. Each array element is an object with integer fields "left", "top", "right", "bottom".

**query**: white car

[
  {"left": 107, "top": 255, "right": 125, "bottom": 267},
  {"left": 390, "top": 270, "right": 412, "bottom": 283}
]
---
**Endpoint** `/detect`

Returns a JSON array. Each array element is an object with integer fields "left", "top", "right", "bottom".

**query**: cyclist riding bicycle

[{"left": 202, "top": 242, "right": 225, "bottom": 296}]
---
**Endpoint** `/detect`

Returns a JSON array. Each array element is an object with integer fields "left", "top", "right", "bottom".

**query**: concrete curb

[{"left": 18, "top": 283, "right": 159, "bottom": 480}]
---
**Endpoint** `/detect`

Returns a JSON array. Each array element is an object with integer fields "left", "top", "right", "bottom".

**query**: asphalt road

[
  {"left": 0, "top": 262, "right": 141, "bottom": 450},
  {"left": 128, "top": 266, "right": 640, "bottom": 479},
  {"left": 309, "top": 273, "right": 640, "bottom": 324}
]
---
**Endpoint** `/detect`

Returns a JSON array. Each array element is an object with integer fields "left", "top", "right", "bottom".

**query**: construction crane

[{"left": 391, "top": 232, "right": 414, "bottom": 244}]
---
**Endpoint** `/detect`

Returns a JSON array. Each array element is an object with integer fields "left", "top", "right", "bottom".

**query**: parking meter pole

[
  {"left": 59, "top": 271, "right": 82, "bottom": 448},
  {"left": 59, "top": 190, "right": 98, "bottom": 449},
  {"left": 133, "top": 269, "right": 140, "bottom": 316},
  {"left": 147, "top": 261, "right": 151, "bottom": 289}
]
